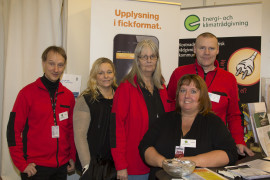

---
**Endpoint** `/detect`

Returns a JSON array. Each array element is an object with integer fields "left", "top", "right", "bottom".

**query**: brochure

[
  {"left": 248, "top": 102, "right": 270, "bottom": 156},
  {"left": 241, "top": 159, "right": 270, "bottom": 173},
  {"left": 173, "top": 168, "right": 227, "bottom": 180},
  {"left": 225, "top": 164, "right": 270, "bottom": 179},
  {"left": 192, "top": 168, "right": 227, "bottom": 180},
  {"left": 261, "top": 77, "right": 270, "bottom": 113}
]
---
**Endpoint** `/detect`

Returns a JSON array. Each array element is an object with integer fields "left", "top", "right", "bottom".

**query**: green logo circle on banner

[{"left": 184, "top": 15, "right": 200, "bottom": 31}]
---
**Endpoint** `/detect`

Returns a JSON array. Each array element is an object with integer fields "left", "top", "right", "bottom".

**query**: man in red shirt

[
  {"left": 167, "top": 32, "right": 254, "bottom": 157},
  {"left": 7, "top": 46, "right": 76, "bottom": 179}
]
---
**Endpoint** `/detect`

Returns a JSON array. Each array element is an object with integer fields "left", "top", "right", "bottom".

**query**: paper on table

[
  {"left": 192, "top": 168, "right": 227, "bottom": 180},
  {"left": 240, "top": 159, "right": 270, "bottom": 173},
  {"left": 172, "top": 168, "right": 227, "bottom": 180},
  {"left": 225, "top": 164, "right": 270, "bottom": 179}
]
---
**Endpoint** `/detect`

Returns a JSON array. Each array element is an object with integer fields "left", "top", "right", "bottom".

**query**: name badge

[
  {"left": 59, "top": 111, "right": 68, "bottom": 121},
  {"left": 52, "top": 126, "right": 60, "bottom": 138},
  {"left": 175, "top": 146, "right": 185, "bottom": 158},
  {"left": 180, "top": 139, "right": 196, "bottom": 148},
  {"left": 208, "top": 92, "right": 220, "bottom": 103}
]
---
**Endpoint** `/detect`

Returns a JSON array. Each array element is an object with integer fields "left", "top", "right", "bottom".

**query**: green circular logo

[{"left": 184, "top": 15, "right": 200, "bottom": 31}]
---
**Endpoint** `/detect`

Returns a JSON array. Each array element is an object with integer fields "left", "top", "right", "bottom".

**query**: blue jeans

[{"left": 128, "top": 173, "right": 149, "bottom": 180}]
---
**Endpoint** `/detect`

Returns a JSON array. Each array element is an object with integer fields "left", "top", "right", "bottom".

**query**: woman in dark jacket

[
  {"left": 73, "top": 57, "right": 117, "bottom": 179},
  {"left": 139, "top": 74, "right": 238, "bottom": 179}
]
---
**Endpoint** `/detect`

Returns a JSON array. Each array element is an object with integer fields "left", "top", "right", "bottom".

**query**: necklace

[
  {"left": 98, "top": 86, "right": 114, "bottom": 99},
  {"left": 146, "top": 85, "right": 153, "bottom": 94},
  {"left": 145, "top": 82, "right": 154, "bottom": 95}
]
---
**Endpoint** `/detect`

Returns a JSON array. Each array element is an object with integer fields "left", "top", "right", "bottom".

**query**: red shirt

[
  {"left": 7, "top": 78, "right": 76, "bottom": 172},
  {"left": 167, "top": 60, "right": 245, "bottom": 145},
  {"left": 111, "top": 76, "right": 173, "bottom": 174}
]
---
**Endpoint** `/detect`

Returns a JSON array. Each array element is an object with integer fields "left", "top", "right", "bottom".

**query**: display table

[{"left": 156, "top": 153, "right": 270, "bottom": 180}]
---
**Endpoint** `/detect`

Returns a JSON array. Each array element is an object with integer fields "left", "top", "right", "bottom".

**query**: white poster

[
  {"left": 90, "top": 0, "right": 181, "bottom": 83},
  {"left": 180, "top": 3, "right": 262, "bottom": 38},
  {"left": 178, "top": 3, "right": 262, "bottom": 103},
  {"left": 61, "top": 74, "right": 82, "bottom": 98}
]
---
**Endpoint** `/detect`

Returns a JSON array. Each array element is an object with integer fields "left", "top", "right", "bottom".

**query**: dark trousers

[{"left": 21, "top": 163, "right": 68, "bottom": 180}]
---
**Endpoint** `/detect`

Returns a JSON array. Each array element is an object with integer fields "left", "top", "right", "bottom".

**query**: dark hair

[
  {"left": 175, "top": 74, "right": 212, "bottom": 115},
  {"left": 41, "top": 46, "right": 67, "bottom": 62}
]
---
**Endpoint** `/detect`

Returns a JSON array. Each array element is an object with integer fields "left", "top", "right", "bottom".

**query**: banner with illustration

[
  {"left": 179, "top": 3, "right": 262, "bottom": 103},
  {"left": 90, "top": 0, "right": 181, "bottom": 83}
]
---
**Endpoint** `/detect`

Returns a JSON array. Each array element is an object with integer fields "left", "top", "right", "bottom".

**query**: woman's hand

[
  {"left": 145, "top": 147, "right": 166, "bottom": 168},
  {"left": 117, "top": 169, "right": 128, "bottom": 180},
  {"left": 82, "top": 164, "right": 89, "bottom": 175},
  {"left": 178, "top": 150, "right": 229, "bottom": 167}
]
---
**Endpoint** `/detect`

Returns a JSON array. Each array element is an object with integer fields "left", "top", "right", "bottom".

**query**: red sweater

[
  {"left": 167, "top": 60, "right": 245, "bottom": 145},
  {"left": 111, "top": 76, "right": 173, "bottom": 175},
  {"left": 7, "top": 78, "right": 76, "bottom": 172}
]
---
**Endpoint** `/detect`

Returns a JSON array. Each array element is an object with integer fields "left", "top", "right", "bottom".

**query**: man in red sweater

[
  {"left": 167, "top": 32, "right": 254, "bottom": 157},
  {"left": 7, "top": 46, "right": 76, "bottom": 179}
]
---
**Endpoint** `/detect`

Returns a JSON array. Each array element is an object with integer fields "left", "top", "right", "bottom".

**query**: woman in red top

[{"left": 110, "top": 39, "right": 173, "bottom": 180}]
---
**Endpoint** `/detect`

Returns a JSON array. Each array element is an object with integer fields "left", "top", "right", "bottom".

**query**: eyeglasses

[{"left": 138, "top": 55, "right": 158, "bottom": 61}]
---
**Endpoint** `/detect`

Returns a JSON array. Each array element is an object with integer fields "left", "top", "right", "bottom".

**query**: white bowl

[{"left": 162, "top": 159, "right": 196, "bottom": 177}]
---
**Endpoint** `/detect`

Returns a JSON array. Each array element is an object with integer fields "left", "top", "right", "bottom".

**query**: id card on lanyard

[
  {"left": 175, "top": 116, "right": 196, "bottom": 158},
  {"left": 50, "top": 86, "right": 60, "bottom": 138},
  {"left": 175, "top": 139, "right": 196, "bottom": 158},
  {"left": 52, "top": 125, "right": 59, "bottom": 138},
  {"left": 175, "top": 146, "right": 185, "bottom": 158}
]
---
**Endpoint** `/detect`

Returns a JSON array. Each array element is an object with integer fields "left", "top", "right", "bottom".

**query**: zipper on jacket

[
  {"left": 50, "top": 89, "right": 60, "bottom": 168},
  {"left": 56, "top": 138, "right": 59, "bottom": 167},
  {"left": 41, "top": 78, "right": 61, "bottom": 168},
  {"left": 54, "top": 91, "right": 60, "bottom": 168}
]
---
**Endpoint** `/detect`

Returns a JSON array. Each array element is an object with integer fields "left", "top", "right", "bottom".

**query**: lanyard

[
  {"left": 50, "top": 86, "right": 59, "bottom": 126},
  {"left": 195, "top": 65, "right": 217, "bottom": 89}
]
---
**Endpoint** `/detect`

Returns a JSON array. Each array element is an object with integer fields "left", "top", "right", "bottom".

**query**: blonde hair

[
  {"left": 122, "top": 39, "right": 164, "bottom": 89},
  {"left": 195, "top": 32, "right": 218, "bottom": 46},
  {"left": 175, "top": 74, "right": 212, "bottom": 115},
  {"left": 81, "top": 57, "right": 117, "bottom": 101}
]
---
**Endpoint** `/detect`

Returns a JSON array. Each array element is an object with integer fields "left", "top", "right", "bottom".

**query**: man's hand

[
  {"left": 236, "top": 144, "right": 255, "bottom": 156},
  {"left": 117, "top": 169, "right": 128, "bottom": 180},
  {"left": 67, "top": 159, "right": 75, "bottom": 173},
  {"left": 23, "top": 163, "right": 37, "bottom": 177}
]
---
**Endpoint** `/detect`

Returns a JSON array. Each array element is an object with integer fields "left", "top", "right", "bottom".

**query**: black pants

[{"left": 21, "top": 163, "right": 68, "bottom": 180}]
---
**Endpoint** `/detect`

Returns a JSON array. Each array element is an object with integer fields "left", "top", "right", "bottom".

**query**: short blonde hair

[{"left": 195, "top": 32, "right": 218, "bottom": 46}]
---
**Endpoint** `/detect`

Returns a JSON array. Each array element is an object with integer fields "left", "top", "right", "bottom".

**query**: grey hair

[{"left": 122, "top": 39, "right": 164, "bottom": 89}]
